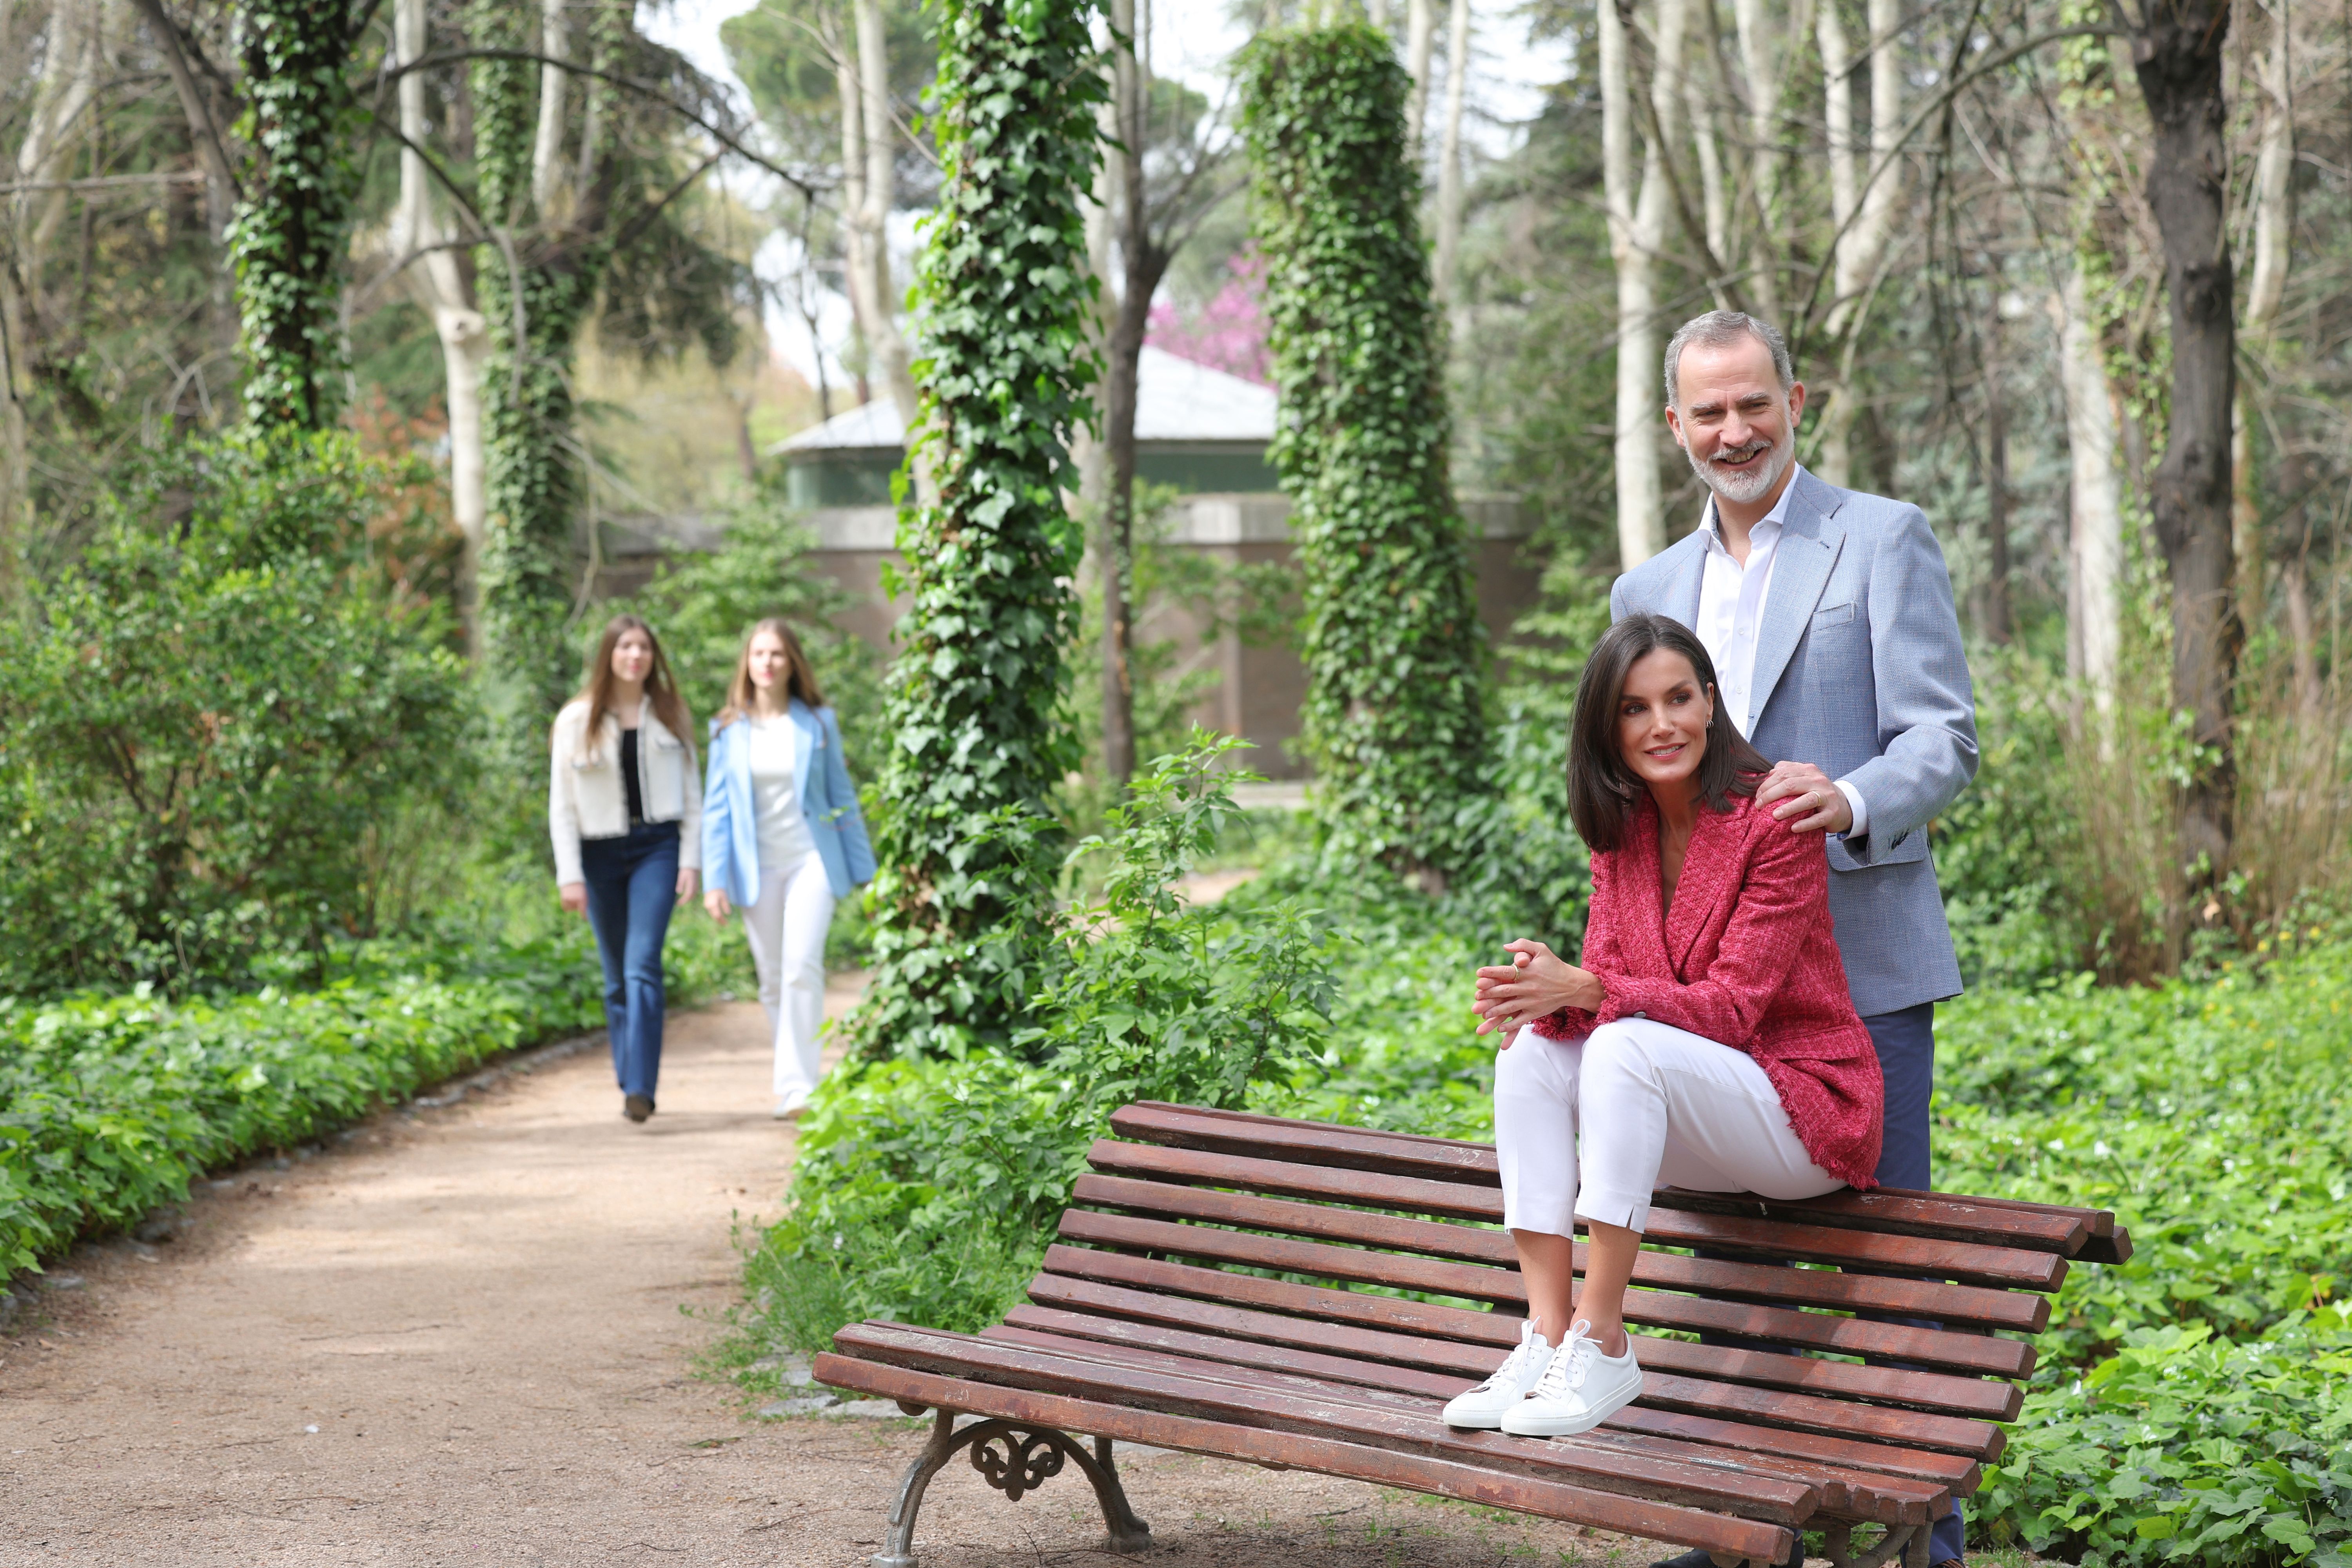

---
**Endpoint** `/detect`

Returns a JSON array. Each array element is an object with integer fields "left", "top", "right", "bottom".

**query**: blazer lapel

[
  {"left": 1615, "top": 801, "right": 1670, "bottom": 973},
  {"left": 1667, "top": 530, "right": 1704, "bottom": 631},
  {"left": 1744, "top": 474, "right": 1846, "bottom": 732},
  {"left": 1664, "top": 803, "right": 1744, "bottom": 975}
]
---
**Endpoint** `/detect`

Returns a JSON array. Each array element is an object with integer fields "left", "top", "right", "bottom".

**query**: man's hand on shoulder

[{"left": 1756, "top": 761, "right": 1853, "bottom": 834}]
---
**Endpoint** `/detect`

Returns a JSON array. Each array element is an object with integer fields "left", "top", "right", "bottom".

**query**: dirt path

[{"left": 1, "top": 991, "right": 1620, "bottom": 1568}]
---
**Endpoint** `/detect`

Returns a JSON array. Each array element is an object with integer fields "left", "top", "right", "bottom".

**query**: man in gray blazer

[{"left": 1617, "top": 312, "right": 1976, "bottom": 1568}]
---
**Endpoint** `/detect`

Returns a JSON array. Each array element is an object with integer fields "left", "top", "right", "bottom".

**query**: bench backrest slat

[
  {"left": 1111, "top": 1103, "right": 2106, "bottom": 1254},
  {"left": 1085, "top": 1139, "right": 2070, "bottom": 1289},
  {"left": 1070, "top": 1172, "right": 2051, "bottom": 1346}
]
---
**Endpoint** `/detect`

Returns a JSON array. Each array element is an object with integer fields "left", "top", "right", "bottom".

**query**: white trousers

[
  {"left": 739, "top": 848, "right": 837, "bottom": 1102},
  {"left": 1494, "top": 1016, "right": 1844, "bottom": 1236}
]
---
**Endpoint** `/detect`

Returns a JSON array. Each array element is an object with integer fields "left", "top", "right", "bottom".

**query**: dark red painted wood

[
  {"left": 1084, "top": 1140, "right": 2070, "bottom": 1292},
  {"left": 1070, "top": 1173, "right": 2050, "bottom": 1344},
  {"left": 1053, "top": 1214, "right": 2028, "bottom": 1414},
  {"left": 812, "top": 1349, "right": 1796, "bottom": 1561},
  {"left": 832, "top": 1321, "right": 1821, "bottom": 1524},
  {"left": 1034, "top": 1250, "right": 2008, "bottom": 1457}
]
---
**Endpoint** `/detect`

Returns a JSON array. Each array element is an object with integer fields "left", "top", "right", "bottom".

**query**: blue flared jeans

[{"left": 578, "top": 821, "right": 679, "bottom": 1100}]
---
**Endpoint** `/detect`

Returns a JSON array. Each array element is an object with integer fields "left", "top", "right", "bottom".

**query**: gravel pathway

[{"left": 0, "top": 990, "right": 1623, "bottom": 1567}]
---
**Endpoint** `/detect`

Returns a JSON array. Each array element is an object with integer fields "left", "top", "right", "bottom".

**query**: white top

[
  {"left": 746, "top": 714, "right": 815, "bottom": 871},
  {"left": 1695, "top": 465, "right": 1868, "bottom": 836}
]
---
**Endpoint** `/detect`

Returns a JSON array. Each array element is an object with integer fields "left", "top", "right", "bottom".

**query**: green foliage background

[
  {"left": 1238, "top": 23, "right": 1490, "bottom": 877},
  {"left": 0, "top": 433, "right": 474, "bottom": 995},
  {"left": 849, "top": 0, "right": 1106, "bottom": 1061}
]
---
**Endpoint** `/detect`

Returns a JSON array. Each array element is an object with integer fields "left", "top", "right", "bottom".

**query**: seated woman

[{"left": 1446, "top": 613, "right": 1883, "bottom": 1439}]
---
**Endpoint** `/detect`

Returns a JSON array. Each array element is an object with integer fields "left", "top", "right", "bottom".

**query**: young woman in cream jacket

[{"left": 549, "top": 615, "right": 701, "bottom": 1123}]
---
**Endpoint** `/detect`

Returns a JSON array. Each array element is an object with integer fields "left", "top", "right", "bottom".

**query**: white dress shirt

[{"left": 1693, "top": 465, "right": 1869, "bottom": 837}]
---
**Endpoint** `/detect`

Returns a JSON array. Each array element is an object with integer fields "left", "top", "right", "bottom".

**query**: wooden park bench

[{"left": 814, "top": 1101, "right": 2131, "bottom": 1568}]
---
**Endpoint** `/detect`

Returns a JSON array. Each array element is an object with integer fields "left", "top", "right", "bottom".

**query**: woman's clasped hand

[{"left": 1471, "top": 939, "right": 1604, "bottom": 1039}]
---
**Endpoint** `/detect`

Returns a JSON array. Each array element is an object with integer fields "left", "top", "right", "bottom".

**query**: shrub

[{"left": 0, "top": 433, "right": 475, "bottom": 995}]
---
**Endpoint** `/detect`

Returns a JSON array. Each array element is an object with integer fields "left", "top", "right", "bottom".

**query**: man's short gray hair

[{"left": 1663, "top": 311, "right": 1795, "bottom": 406}]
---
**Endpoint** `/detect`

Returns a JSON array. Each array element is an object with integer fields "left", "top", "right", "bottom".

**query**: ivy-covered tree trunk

[
  {"left": 851, "top": 0, "right": 1105, "bottom": 1059},
  {"left": 471, "top": 0, "right": 621, "bottom": 729},
  {"left": 229, "top": 0, "right": 359, "bottom": 429},
  {"left": 1239, "top": 24, "right": 1490, "bottom": 880}
]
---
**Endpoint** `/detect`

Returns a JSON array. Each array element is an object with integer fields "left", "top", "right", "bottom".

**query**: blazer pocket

[
  {"left": 1812, "top": 601, "right": 1858, "bottom": 628},
  {"left": 1826, "top": 828, "right": 1930, "bottom": 873}
]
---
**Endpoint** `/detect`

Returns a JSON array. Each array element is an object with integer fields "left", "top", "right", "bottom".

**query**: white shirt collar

[{"left": 1700, "top": 463, "right": 1807, "bottom": 557}]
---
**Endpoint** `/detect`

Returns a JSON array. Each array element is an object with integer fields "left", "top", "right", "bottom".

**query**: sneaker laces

[
  {"left": 1528, "top": 1321, "right": 1602, "bottom": 1402},
  {"left": 1471, "top": 1328, "right": 1546, "bottom": 1393}
]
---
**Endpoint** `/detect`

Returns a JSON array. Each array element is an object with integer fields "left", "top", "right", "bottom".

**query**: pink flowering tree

[{"left": 1145, "top": 250, "right": 1272, "bottom": 386}]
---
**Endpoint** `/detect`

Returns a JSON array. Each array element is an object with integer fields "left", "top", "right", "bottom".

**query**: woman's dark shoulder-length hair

[{"left": 1568, "top": 613, "right": 1773, "bottom": 852}]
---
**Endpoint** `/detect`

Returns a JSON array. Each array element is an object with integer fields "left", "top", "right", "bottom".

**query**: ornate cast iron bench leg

[{"left": 869, "top": 1408, "right": 1153, "bottom": 1568}]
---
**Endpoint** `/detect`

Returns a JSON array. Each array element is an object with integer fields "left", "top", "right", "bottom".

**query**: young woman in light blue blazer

[{"left": 700, "top": 619, "right": 875, "bottom": 1118}]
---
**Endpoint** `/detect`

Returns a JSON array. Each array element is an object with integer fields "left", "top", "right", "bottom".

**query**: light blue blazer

[
  {"left": 701, "top": 701, "right": 877, "bottom": 904},
  {"left": 1611, "top": 469, "right": 1979, "bottom": 1017}
]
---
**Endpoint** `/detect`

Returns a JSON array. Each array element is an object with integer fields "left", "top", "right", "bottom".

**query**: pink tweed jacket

[{"left": 1534, "top": 791, "right": 1884, "bottom": 1188}]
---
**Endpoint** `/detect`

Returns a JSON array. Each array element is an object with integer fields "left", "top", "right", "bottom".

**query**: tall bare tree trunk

[
  {"left": 2055, "top": 262, "right": 2122, "bottom": 708},
  {"left": 1094, "top": 0, "right": 1150, "bottom": 789},
  {"left": 1404, "top": 0, "right": 1435, "bottom": 159},
  {"left": 392, "top": 0, "right": 489, "bottom": 650},
  {"left": 1430, "top": 0, "right": 1470, "bottom": 302},
  {"left": 837, "top": 0, "right": 918, "bottom": 437},
  {"left": 2129, "top": 0, "right": 2239, "bottom": 878},
  {"left": 1729, "top": 0, "right": 1791, "bottom": 318},
  {"left": 1813, "top": 0, "right": 1902, "bottom": 486},
  {"left": 532, "top": 0, "right": 569, "bottom": 216},
  {"left": 1976, "top": 318, "right": 2011, "bottom": 642},
  {"left": 1601, "top": 0, "right": 1688, "bottom": 569},
  {"left": 2232, "top": 0, "right": 2292, "bottom": 611}
]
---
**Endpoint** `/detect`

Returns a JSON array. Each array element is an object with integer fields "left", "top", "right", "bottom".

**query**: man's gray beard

[{"left": 1688, "top": 434, "right": 1795, "bottom": 505}]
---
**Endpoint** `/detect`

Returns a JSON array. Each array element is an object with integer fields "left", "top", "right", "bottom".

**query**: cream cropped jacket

[{"left": 547, "top": 699, "right": 703, "bottom": 886}]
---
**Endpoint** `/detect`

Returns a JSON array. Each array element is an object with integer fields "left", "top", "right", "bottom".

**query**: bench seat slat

[
  {"left": 1000, "top": 1300, "right": 1983, "bottom": 1495},
  {"left": 1054, "top": 1215, "right": 2029, "bottom": 1413},
  {"left": 811, "top": 1350, "right": 1797, "bottom": 1563},
  {"left": 832, "top": 1321, "right": 1822, "bottom": 1525},
  {"left": 982, "top": 1322, "right": 1950, "bottom": 1526},
  {"left": 1036, "top": 1251, "right": 2007, "bottom": 1458},
  {"left": 1112, "top": 1105, "right": 2098, "bottom": 1256},
  {"left": 1072, "top": 1173, "right": 2052, "bottom": 1345},
  {"left": 1086, "top": 1140, "right": 2069, "bottom": 1291}
]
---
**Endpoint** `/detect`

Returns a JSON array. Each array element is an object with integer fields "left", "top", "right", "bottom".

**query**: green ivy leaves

[
  {"left": 1237, "top": 24, "right": 1491, "bottom": 878},
  {"left": 228, "top": 0, "right": 361, "bottom": 430},
  {"left": 850, "top": 0, "right": 1106, "bottom": 1059}
]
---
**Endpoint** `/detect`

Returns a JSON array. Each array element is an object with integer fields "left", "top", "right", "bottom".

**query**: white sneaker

[
  {"left": 1499, "top": 1319, "right": 1643, "bottom": 1437},
  {"left": 1441, "top": 1322, "right": 1557, "bottom": 1429},
  {"left": 773, "top": 1093, "right": 809, "bottom": 1120}
]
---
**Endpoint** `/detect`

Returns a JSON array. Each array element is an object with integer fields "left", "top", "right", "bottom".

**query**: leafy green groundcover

[{"left": 0, "top": 918, "right": 749, "bottom": 1278}]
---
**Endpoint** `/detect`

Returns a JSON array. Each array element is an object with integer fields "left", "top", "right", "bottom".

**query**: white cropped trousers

[
  {"left": 1494, "top": 1016, "right": 1844, "bottom": 1236},
  {"left": 739, "top": 848, "right": 837, "bottom": 1105}
]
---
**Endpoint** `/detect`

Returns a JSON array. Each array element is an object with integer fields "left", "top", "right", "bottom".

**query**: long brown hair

[
  {"left": 716, "top": 617, "right": 826, "bottom": 727},
  {"left": 575, "top": 614, "right": 693, "bottom": 755},
  {"left": 1567, "top": 614, "right": 1770, "bottom": 851}
]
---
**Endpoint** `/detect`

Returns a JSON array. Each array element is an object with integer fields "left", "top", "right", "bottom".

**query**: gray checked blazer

[{"left": 1609, "top": 469, "right": 1978, "bottom": 1017}]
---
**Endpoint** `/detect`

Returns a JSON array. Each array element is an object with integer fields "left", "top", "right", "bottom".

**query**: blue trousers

[
  {"left": 579, "top": 821, "right": 679, "bottom": 1101},
  {"left": 1866, "top": 1003, "right": 1964, "bottom": 1565}
]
